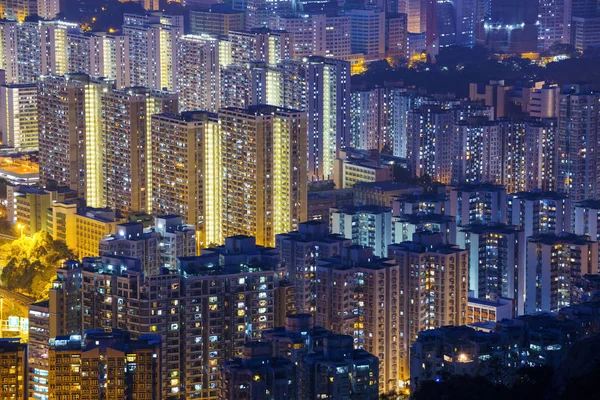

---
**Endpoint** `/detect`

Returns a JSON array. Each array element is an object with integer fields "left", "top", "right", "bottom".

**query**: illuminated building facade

[
  {"left": 122, "top": 12, "right": 183, "bottom": 90},
  {"left": 276, "top": 220, "right": 352, "bottom": 314},
  {"left": 101, "top": 87, "right": 178, "bottom": 214},
  {"left": 189, "top": 5, "right": 246, "bottom": 36},
  {"left": 448, "top": 183, "right": 507, "bottom": 226},
  {"left": 406, "top": 105, "right": 454, "bottom": 183},
  {"left": 28, "top": 300, "right": 50, "bottom": 400},
  {"left": 38, "top": 74, "right": 113, "bottom": 203},
  {"left": 48, "top": 330, "right": 161, "bottom": 399},
  {"left": 177, "top": 35, "right": 220, "bottom": 113},
  {"left": 7, "top": 184, "right": 77, "bottom": 235},
  {"left": 219, "top": 105, "right": 307, "bottom": 247},
  {"left": 508, "top": 191, "right": 571, "bottom": 237},
  {"left": 299, "top": 335, "right": 379, "bottom": 399},
  {"left": 351, "top": 87, "right": 392, "bottom": 152},
  {"left": 245, "top": 0, "right": 293, "bottom": 29},
  {"left": 349, "top": 8, "right": 385, "bottom": 61},
  {"left": 526, "top": 233, "right": 599, "bottom": 313},
  {"left": 457, "top": 223, "right": 524, "bottom": 314},
  {"left": 388, "top": 232, "right": 469, "bottom": 382},
  {"left": 324, "top": 14, "right": 351, "bottom": 60},
  {"left": 0, "top": 20, "right": 42, "bottom": 84},
  {"left": 315, "top": 246, "right": 401, "bottom": 392},
  {"left": 538, "top": 0, "right": 571, "bottom": 49},
  {"left": 0, "top": 83, "right": 38, "bottom": 150},
  {"left": 177, "top": 255, "right": 279, "bottom": 399},
  {"left": 151, "top": 111, "right": 221, "bottom": 246},
  {"left": 220, "top": 342, "right": 297, "bottom": 399},
  {"left": 556, "top": 85, "right": 600, "bottom": 202},
  {"left": 47, "top": 203, "right": 124, "bottom": 259},
  {"left": 39, "top": 21, "right": 80, "bottom": 77},
  {"left": 270, "top": 14, "right": 327, "bottom": 58},
  {"left": 330, "top": 205, "right": 393, "bottom": 257},
  {"left": 67, "top": 31, "right": 131, "bottom": 89},
  {"left": 228, "top": 28, "right": 293, "bottom": 65},
  {"left": 0, "top": 340, "right": 26, "bottom": 399}
]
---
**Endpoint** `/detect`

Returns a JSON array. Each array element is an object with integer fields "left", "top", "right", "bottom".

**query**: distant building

[
  {"left": 526, "top": 233, "right": 599, "bottom": 313},
  {"left": 220, "top": 342, "right": 297, "bottom": 399},
  {"left": 299, "top": 334, "right": 379, "bottom": 399},
  {"left": 190, "top": 4, "right": 246, "bottom": 36},
  {"left": 276, "top": 221, "right": 351, "bottom": 314},
  {"left": 331, "top": 205, "right": 393, "bottom": 257},
  {"left": 0, "top": 339, "right": 26, "bottom": 399},
  {"left": 334, "top": 148, "right": 404, "bottom": 189},
  {"left": 6, "top": 184, "right": 77, "bottom": 234},
  {"left": 0, "top": 83, "right": 38, "bottom": 150},
  {"left": 467, "top": 296, "right": 514, "bottom": 324},
  {"left": 458, "top": 223, "right": 524, "bottom": 314},
  {"left": 388, "top": 232, "right": 469, "bottom": 381},
  {"left": 48, "top": 330, "right": 161, "bottom": 399},
  {"left": 48, "top": 203, "right": 124, "bottom": 259}
]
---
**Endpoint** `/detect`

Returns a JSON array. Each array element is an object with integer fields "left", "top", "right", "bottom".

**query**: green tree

[{"left": 0, "top": 231, "right": 75, "bottom": 299}]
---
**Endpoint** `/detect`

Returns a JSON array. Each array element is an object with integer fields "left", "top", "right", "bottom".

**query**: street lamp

[{"left": 16, "top": 223, "right": 24, "bottom": 237}]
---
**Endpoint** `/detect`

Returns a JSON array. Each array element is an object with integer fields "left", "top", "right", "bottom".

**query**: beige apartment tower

[{"left": 219, "top": 105, "right": 307, "bottom": 247}]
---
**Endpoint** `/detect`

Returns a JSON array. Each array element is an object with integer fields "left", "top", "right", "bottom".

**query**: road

[{"left": 0, "top": 287, "right": 35, "bottom": 306}]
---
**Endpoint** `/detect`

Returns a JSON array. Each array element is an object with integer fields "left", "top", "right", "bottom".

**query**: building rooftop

[
  {"left": 528, "top": 232, "right": 594, "bottom": 246},
  {"left": 353, "top": 180, "right": 420, "bottom": 192},
  {"left": 460, "top": 223, "right": 521, "bottom": 235},
  {"left": 394, "top": 213, "right": 455, "bottom": 224},
  {"left": 510, "top": 190, "right": 567, "bottom": 201}
]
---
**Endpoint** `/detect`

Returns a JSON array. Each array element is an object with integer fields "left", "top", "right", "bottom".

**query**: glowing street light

[{"left": 17, "top": 223, "right": 24, "bottom": 237}]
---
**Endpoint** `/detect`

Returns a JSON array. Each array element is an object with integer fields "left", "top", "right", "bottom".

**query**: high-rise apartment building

[
  {"left": 556, "top": 84, "right": 600, "bottom": 202},
  {"left": 47, "top": 203, "right": 124, "bottom": 259},
  {"left": 508, "top": 191, "right": 571, "bottom": 237},
  {"left": 177, "top": 35, "right": 220, "bottom": 112},
  {"left": 324, "top": 14, "right": 352, "bottom": 60},
  {"left": 574, "top": 199, "right": 600, "bottom": 243},
  {"left": 219, "top": 105, "right": 307, "bottom": 247},
  {"left": 393, "top": 213, "right": 457, "bottom": 245},
  {"left": 349, "top": 8, "right": 385, "bottom": 61},
  {"left": 276, "top": 220, "right": 352, "bottom": 314},
  {"left": 0, "top": 339, "right": 26, "bottom": 399},
  {"left": 315, "top": 245, "right": 402, "bottom": 392},
  {"left": 449, "top": 183, "right": 507, "bottom": 226},
  {"left": 299, "top": 334, "right": 380, "bottom": 399},
  {"left": 270, "top": 14, "right": 327, "bottom": 58},
  {"left": 245, "top": 0, "right": 293, "bottom": 29},
  {"left": 190, "top": 4, "right": 246, "bottom": 36},
  {"left": 0, "top": 20, "right": 41, "bottom": 84},
  {"left": 67, "top": 31, "right": 131, "bottom": 89},
  {"left": 48, "top": 330, "right": 161, "bottom": 399},
  {"left": 0, "top": 83, "right": 38, "bottom": 150},
  {"left": 523, "top": 118, "right": 557, "bottom": 191},
  {"left": 351, "top": 87, "right": 393, "bottom": 152},
  {"left": 28, "top": 300, "right": 50, "bottom": 400},
  {"left": 122, "top": 12, "right": 183, "bottom": 90},
  {"left": 40, "top": 21, "right": 80, "bottom": 76},
  {"left": 538, "top": 0, "right": 572, "bottom": 49},
  {"left": 388, "top": 232, "right": 468, "bottom": 381},
  {"left": 100, "top": 217, "right": 195, "bottom": 276},
  {"left": 151, "top": 111, "right": 221, "bottom": 246},
  {"left": 220, "top": 342, "right": 297, "bottom": 400},
  {"left": 228, "top": 28, "right": 293, "bottom": 65},
  {"left": 38, "top": 74, "right": 113, "bottom": 203},
  {"left": 458, "top": 223, "right": 525, "bottom": 314},
  {"left": 526, "top": 233, "right": 599, "bottom": 313},
  {"left": 101, "top": 87, "right": 178, "bottom": 214},
  {"left": 219, "top": 56, "right": 350, "bottom": 181},
  {"left": 330, "top": 205, "right": 393, "bottom": 257}
]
